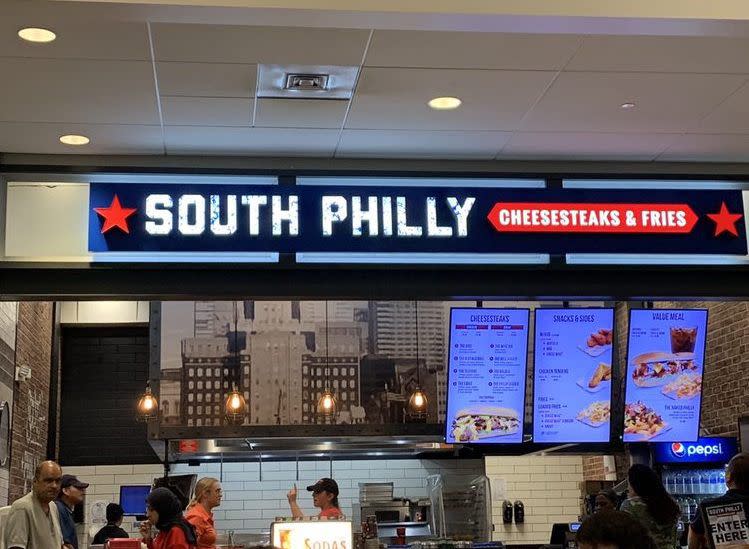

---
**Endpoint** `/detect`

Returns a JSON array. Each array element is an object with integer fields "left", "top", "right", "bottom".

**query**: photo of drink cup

[{"left": 670, "top": 326, "right": 697, "bottom": 353}]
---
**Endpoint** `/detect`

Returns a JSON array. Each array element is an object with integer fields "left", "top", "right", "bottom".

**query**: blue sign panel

[
  {"left": 445, "top": 308, "right": 530, "bottom": 444},
  {"left": 653, "top": 437, "right": 739, "bottom": 464},
  {"left": 88, "top": 183, "right": 747, "bottom": 256},
  {"left": 624, "top": 309, "right": 708, "bottom": 443},
  {"left": 533, "top": 308, "right": 614, "bottom": 443}
]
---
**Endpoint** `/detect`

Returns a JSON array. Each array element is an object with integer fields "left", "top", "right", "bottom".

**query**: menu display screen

[
  {"left": 445, "top": 308, "right": 530, "bottom": 444},
  {"left": 624, "top": 309, "right": 707, "bottom": 443},
  {"left": 533, "top": 308, "right": 614, "bottom": 443}
]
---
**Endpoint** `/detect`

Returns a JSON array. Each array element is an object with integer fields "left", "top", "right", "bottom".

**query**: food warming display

[
  {"left": 445, "top": 308, "right": 530, "bottom": 444},
  {"left": 623, "top": 309, "right": 708, "bottom": 442},
  {"left": 428, "top": 474, "right": 493, "bottom": 542},
  {"left": 533, "top": 308, "right": 614, "bottom": 443}
]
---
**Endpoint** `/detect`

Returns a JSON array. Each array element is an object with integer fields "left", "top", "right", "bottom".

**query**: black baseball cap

[
  {"left": 306, "top": 478, "right": 339, "bottom": 496},
  {"left": 61, "top": 474, "right": 89, "bottom": 490}
]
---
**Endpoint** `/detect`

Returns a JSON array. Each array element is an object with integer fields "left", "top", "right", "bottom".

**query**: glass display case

[{"left": 428, "top": 474, "right": 492, "bottom": 542}]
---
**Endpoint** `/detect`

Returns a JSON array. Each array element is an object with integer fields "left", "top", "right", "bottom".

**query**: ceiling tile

[
  {"left": 161, "top": 97, "right": 252, "bottom": 126},
  {"left": 500, "top": 131, "right": 676, "bottom": 160},
  {"left": 157, "top": 62, "right": 256, "bottom": 98},
  {"left": 697, "top": 81, "right": 749, "bottom": 133},
  {"left": 164, "top": 126, "right": 339, "bottom": 156},
  {"left": 0, "top": 58, "right": 159, "bottom": 125},
  {"left": 337, "top": 130, "right": 511, "bottom": 159},
  {"left": 657, "top": 134, "right": 749, "bottom": 162},
  {"left": 0, "top": 122, "right": 163, "bottom": 154},
  {"left": 521, "top": 72, "right": 747, "bottom": 133},
  {"left": 346, "top": 67, "right": 556, "bottom": 131},
  {"left": 366, "top": 31, "right": 582, "bottom": 70},
  {"left": 151, "top": 24, "right": 369, "bottom": 65},
  {"left": 568, "top": 36, "right": 749, "bottom": 73},
  {"left": 0, "top": 19, "right": 149, "bottom": 60},
  {"left": 255, "top": 99, "right": 348, "bottom": 128}
]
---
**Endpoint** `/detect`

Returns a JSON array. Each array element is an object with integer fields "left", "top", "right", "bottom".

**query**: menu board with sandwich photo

[
  {"left": 445, "top": 308, "right": 530, "bottom": 444},
  {"left": 623, "top": 308, "right": 708, "bottom": 443},
  {"left": 533, "top": 308, "right": 614, "bottom": 443}
]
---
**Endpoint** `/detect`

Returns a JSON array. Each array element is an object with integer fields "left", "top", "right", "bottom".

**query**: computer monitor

[
  {"left": 152, "top": 475, "right": 197, "bottom": 511},
  {"left": 119, "top": 485, "right": 151, "bottom": 516}
]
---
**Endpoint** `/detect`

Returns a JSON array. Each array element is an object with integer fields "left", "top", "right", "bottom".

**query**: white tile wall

[
  {"left": 64, "top": 458, "right": 483, "bottom": 547},
  {"left": 485, "top": 455, "right": 584, "bottom": 545}
]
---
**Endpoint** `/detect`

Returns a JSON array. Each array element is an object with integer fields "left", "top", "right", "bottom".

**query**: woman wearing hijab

[{"left": 140, "top": 487, "right": 198, "bottom": 549}]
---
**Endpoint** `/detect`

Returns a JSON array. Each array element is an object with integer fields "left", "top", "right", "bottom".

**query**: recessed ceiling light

[
  {"left": 59, "top": 134, "right": 90, "bottom": 146},
  {"left": 620, "top": 102, "right": 636, "bottom": 109},
  {"left": 428, "top": 96, "right": 462, "bottom": 110},
  {"left": 18, "top": 27, "right": 56, "bottom": 43}
]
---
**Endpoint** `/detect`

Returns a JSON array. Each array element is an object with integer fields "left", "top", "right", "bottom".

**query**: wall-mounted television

[
  {"left": 119, "top": 485, "right": 151, "bottom": 516},
  {"left": 445, "top": 308, "right": 530, "bottom": 444},
  {"left": 533, "top": 308, "right": 614, "bottom": 443},
  {"left": 623, "top": 308, "right": 707, "bottom": 443}
]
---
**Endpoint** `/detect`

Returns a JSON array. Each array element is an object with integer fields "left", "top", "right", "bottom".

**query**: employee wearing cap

[
  {"left": 287, "top": 478, "right": 342, "bottom": 519},
  {"left": 55, "top": 474, "right": 89, "bottom": 549}
]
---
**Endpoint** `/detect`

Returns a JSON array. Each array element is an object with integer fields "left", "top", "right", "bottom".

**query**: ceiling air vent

[
  {"left": 257, "top": 65, "right": 358, "bottom": 99},
  {"left": 285, "top": 73, "right": 329, "bottom": 92}
]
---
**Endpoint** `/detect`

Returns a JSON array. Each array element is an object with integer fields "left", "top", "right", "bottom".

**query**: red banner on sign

[
  {"left": 486, "top": 202, "right": 699, "bottom": 234},
  {"left": 178, "top": 439, "right": 199, "bottom": 453}
]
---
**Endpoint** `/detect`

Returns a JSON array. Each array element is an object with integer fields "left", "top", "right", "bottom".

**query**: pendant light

[
  {"left": 317, "top": 301, "right": 337, "bottom": 421},
  {"left": 136, "top": 381, "right": 158, "bottom": 421},
  {"left": 225, "top": 302, "right": 247, "bottom": 424},
  {"left": 407, "top": 301, "right": 428, "bottom": 420}
]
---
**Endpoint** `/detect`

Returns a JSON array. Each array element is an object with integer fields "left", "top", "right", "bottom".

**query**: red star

[
  {"left": 94, "top": 195, "right": 137, "bottom": 234},
  {"left": 706, "top": 202, "right": 743, "bottom": 237}
]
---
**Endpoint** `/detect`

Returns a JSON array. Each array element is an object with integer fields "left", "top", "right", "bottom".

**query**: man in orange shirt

[{"left": 184, "top": 478, "right": 222, "bottom": 549}]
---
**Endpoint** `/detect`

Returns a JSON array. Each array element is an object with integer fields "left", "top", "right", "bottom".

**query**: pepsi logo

[{"left": 671, "top": 443, "right": 686, "bottom": 457}]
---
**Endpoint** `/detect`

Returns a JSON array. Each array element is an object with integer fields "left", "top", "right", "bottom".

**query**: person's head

[
  {"left": 59, "top": 474, "right": 88, "bottom": 507},
  {"left": 306, "top": 478, "right": 339, "bottom": 510},
  {"left": 594, "top": 489, "right": 619, "bottom": 513},
  {"left": 627, "top": 464, "right": 680, "bottom": 524},
  {"left": 192, "top": 477, "right": 222, "bottom": 510},
  {"left": 32, "top": 461, "right": 62, "bottom": 504},
  {"left": 577, "top": 510, "right": 657, "bottom": 549},
  {"left": 726, "top": 452, "right": 749, "bottom": 491},
  {"left": 146, "top": 487, "right": 183, "bottom": 531},
  {"left": 106, "top": 503, "right": 124, "bottom": 526}
]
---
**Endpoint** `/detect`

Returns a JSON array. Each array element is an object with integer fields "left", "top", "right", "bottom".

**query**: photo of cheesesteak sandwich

[
  {"left": 631, "top": 351, "right": 698, "bottom": 387},
  {"left": 451, "top": 406, "right": 520, "bottom": 442}
]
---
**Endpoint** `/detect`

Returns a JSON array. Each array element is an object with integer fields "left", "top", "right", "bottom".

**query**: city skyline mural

[{"left": 157, "top": 300, "right": 459, "bottom": 427}]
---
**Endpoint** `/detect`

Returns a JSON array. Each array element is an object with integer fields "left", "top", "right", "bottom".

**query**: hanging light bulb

[
  {"left": 316, "top": 301, "right": 337, "bottom": 421},
  {"left": 225, "top": 383, "right": 247, "bottom": 424},
  {"left": 317, "top": 388, "right": 337, "bottom": 418},
  {"left": 407, "top": 300, "right": 429, "bottom": 421},
  {"left": 136, "top": 382, "right": 158, "bottom": 421},
  {"left": 407, "top": 387, "right": 428, "bottom": 418}
]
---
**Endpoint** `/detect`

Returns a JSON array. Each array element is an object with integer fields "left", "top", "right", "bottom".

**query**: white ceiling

[{"left": 4, "top": 1, "right": 749, "bottom": 162}]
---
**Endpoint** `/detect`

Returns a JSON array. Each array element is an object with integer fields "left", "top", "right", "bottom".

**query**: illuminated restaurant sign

[{"left": 88, "top": 182, "right": 747, "bottom": 259}]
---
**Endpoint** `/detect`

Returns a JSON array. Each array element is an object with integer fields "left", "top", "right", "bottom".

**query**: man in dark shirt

[
  {"left": 54, "top": 474, "right": 89, "bottom": 549},
  {"left": 93, "top": 503, "right": 129, "bottom": 545},
  {"left": 689, "top": 452, "right": 749, "bottom": 549}
]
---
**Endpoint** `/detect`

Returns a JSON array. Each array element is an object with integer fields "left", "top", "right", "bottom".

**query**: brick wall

[
  {"left": 9, "top": 302, "right": 53, "bottom": 503},
  {"left": 656, "top": 301, "right": 749, "bottom": 437},
  {"left": 63, "top": 458, "right": 483, "bottom": 547},
  {"left": 486, "top": 455, "right": 583, "bottom": 545}
]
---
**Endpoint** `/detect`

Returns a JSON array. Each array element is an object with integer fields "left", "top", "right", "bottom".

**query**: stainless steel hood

[
  {"left": 148, "top": 423, "right": 459, "bottom": 462},
  {"left": 160, "top": 435, "right": 455, "bottom": 463}
]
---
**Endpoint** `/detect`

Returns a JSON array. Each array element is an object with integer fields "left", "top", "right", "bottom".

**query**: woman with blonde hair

[{"left": 184, "top": 477, "right": 222, "bottom": 549}]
